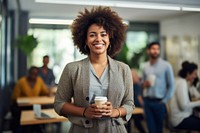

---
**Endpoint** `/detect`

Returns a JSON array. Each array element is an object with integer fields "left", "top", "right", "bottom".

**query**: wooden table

[
  {"left": 17, "top": 96, "right": 54, "bottom": 107},
  {"left": 133, "top": 107, "right": 144, "bottom": 114},
  {"left": 20, "top": 109, "right": 68, "bottom": 125}
]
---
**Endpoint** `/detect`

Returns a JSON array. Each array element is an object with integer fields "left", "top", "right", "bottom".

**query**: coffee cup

[
  {"left": 94, "top": 96, "right": 107, "bottom": 107},
  {"left": 148, "top": 74, "right": 156, "bottom": 87}
]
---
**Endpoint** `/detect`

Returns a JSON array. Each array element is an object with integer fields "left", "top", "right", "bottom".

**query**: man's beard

[{"left": 150, "top": 54, "right": 159, "bottom": 59}]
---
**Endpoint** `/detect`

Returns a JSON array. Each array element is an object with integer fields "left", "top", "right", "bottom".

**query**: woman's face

[
  {"left": 86, "top": 24, "right": 110, "bottom": 56},
  {"left": 187, "top": 69, "right": 198, "bottom": 83}
]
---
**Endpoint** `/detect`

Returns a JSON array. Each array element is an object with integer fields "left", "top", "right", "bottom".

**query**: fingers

[
  {"left": 85, "top": 102, "right": 114, "bottom": 118},
  {"left": 84, "top": 106, "right": 103, "bottom": 118}
]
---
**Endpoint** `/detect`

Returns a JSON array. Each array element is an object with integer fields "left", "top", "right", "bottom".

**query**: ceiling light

[
  {"left": 182, "top": 7, "right": 200, "bottom": 12},
  {"left": 35, "top": 0, "right": 180, "bottom": 11},
  {"left": 29, "top": 18, "right": 73, "bottom": 25},
  {"left": 116, "top": 2, "right": 180, "bottom": 10},
  {"left": 35, "top": 0, "right": 114, "bottom": 6}
]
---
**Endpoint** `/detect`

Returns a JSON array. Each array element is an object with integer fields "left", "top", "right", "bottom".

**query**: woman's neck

[
  {"left": 89, "top": 54, "right": 108, "bottom": 65},
  {"left": 89, "top": 54, "right": 108, "bottom": 78}
]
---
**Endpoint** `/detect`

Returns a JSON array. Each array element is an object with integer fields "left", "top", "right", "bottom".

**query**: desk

[
  {"left": 17, "top": 96, "right": 54, "bottom": 107},
  {"left": 20, "top": 109, "right": 68, "bottom": 125}
]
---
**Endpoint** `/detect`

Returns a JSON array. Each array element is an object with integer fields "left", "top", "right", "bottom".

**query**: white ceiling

[{"left": 8, "top": 0, "right": 200, "bottom": 22}]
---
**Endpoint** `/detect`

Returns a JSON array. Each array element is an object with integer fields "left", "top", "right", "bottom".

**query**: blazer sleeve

[
  {"left": 54, "top": 64, "right": 74, "bottom": 115},
  {"left": 121, "top": 65, "right": 135, "bottom": 122}
]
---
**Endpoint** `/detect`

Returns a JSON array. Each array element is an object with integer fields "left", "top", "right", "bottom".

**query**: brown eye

[
  {"left": 89, "top": 33, "right": 96, "bottom": 37},
  {"left": 89, "top": 34, "right": 95, "bottom": 37},
  {"left": 101, "top": 33, "right": 107, "bottom": 37}
]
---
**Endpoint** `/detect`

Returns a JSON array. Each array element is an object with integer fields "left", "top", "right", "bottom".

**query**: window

[{"left": 28, "top": 28, "right": 86, "bottom": 83}]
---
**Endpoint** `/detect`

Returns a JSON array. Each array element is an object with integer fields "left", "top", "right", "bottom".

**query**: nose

[{"left": 95, "top": 34, "right": 102, "bottom": 42}]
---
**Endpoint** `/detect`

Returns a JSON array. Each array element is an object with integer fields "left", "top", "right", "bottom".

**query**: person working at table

[
  {"left": 169, "top": 61, "right": 200, "bottom": 131},
  {"left": 11, "top": 66, "right": 49, "bottom": 133},
  {"left": 12, "top": 66, "right": 49, "bottom": 101}
]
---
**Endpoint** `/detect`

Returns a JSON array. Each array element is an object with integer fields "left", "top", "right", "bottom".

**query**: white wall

[
  {"left": 160, "top": 13, "right": 200, "bottom": 76},
  {"left": 161, "top": 13, "right": 200, "bottom": 37}
]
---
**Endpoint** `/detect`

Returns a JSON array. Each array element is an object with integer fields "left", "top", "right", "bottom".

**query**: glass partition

[{"left": 28, "top": 28, "right": 86, "bottom": 83}]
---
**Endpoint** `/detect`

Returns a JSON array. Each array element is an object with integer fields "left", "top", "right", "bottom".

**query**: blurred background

[{"left": 0, "top": 0, "right": 200, "bottom": 132}]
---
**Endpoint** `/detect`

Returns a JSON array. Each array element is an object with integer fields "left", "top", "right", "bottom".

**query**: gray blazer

[{"left": 54, "top": 56, "right": 134, "bottom": 132}]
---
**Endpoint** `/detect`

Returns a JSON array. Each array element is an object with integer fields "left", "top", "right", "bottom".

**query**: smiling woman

[{"left": 54, "top": 6, "right": 134, "bottom": 133}]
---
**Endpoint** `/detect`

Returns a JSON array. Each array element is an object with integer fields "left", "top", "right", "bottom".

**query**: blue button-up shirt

[{"left": 142, "top": 58, "right": 175, "bottom": 103}]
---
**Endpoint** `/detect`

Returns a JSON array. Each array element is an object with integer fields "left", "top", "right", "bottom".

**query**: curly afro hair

[{"left": 70, "top": 6, "right": 127, "bottom": 57}]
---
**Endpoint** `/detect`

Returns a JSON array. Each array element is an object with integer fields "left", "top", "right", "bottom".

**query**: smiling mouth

[{"left": 93, "top": 44, "right": 104, "bottom": 48}]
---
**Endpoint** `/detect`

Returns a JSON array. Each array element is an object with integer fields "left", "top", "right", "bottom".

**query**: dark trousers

[
  {"left": 175, "top": 115, "right": 200, "bottom": 131},
  {"left": 133, "top": 114, "right": 146, "bottom": 133},
  {"left": 144, "top": 98, "right": 166, "bottom": 133}
]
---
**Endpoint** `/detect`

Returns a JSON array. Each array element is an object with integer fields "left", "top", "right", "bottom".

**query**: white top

[{"left": 169, "top": 77, "right": 200, "bottom": 127}]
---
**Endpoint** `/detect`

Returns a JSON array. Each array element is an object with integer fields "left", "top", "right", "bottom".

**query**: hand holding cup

[{"left": 147, "top": 74, "right": 156, "bottom": 87}]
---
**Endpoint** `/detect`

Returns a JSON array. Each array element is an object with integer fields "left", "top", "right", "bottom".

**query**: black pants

[
  {"left": 175, "top": 115, "right": 200, "bottom": 131},
  {"left": 132, "top": 114, "right": 146, "bottom": 133}
]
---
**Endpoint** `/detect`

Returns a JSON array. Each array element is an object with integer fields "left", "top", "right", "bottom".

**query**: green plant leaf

[{"left": 15, "top": 35, "right": 38, "bottom": 55}]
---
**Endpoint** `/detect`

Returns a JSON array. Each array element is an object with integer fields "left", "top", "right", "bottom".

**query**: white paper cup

[
  {"left": 94, "top": 96, "right": 107, "bottom": 106},
  {"left": 148, "top": 74, "right": 156, "bottom": 87}
]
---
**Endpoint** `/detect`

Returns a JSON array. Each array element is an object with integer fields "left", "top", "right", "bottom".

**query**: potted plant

[{"left": 15, "top": 34, "right": 38, "bottom": 55}]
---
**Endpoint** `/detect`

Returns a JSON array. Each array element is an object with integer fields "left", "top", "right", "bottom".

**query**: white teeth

[{"left": 94, "top": 44, "right": 103, "bottom": 46}]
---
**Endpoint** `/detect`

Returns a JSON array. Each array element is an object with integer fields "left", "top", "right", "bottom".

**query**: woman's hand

[
  {"left": 103, "top": 102, "right": 120, "bottom": 118},
  {"left": 83, "top": 101, "right": 119, "bottom": 118},
  {"left": 83, "top": 104, "right": 105, "bottom": 118}
]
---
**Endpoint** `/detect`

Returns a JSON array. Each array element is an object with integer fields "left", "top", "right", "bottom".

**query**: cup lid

[{"left": 94, "top": 96, "right": 107, "bottom": 100}]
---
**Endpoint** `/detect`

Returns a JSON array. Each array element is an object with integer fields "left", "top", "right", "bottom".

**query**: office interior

[{"left": 1, "top": 0, "right": 200, "bottom": 132}]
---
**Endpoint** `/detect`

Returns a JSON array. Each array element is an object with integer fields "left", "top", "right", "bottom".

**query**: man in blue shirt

[{"left": 141, "top": 42, "right": 175, "bottom": 133}]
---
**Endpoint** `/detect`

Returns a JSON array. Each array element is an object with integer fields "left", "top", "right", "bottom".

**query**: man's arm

[{"left": 162, "top": 64, "right": 175, "bottom": 103}]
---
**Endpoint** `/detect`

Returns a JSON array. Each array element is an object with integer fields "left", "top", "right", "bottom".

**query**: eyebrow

[{"left": 88, "top": 31, "right": 107, "bottom": 34}]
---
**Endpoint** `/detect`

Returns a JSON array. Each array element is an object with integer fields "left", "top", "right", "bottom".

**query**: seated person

[
  {"left": 12, "top": 66, "right": 49, "bottom": 102},
  {"left": 11, "top": 66, "right": 49, "bottom": 133},
  {"left": 169, "top": 61, "right": 200, "bottom": 131}
]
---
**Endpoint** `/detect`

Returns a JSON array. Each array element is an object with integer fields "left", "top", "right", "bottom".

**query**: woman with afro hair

[{"left": 54, "top": 6, "right": 134, "bottom": 133}]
